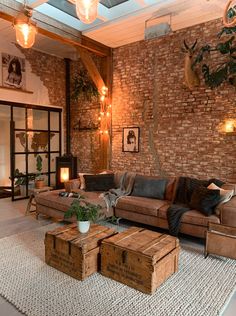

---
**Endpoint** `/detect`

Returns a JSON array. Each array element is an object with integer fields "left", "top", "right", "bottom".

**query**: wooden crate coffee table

[
  {"left": 101, "top": 227, "right": 179, "bottom": 294},
  {"left": 45, "top": 223, "right": 116, "bottom": 280}
]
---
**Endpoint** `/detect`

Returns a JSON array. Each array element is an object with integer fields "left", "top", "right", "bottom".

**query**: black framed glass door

[{"left": 0, "top": 101, "right": 62, "bottom": 201}]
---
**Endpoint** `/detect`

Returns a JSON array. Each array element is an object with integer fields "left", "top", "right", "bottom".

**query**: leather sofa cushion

[
  {"left": 35, "top": 189, "right": 106, "bottom": 213},
  {"left": 116, "top": 196, "right": 169, "bottom": 216},
  {"left": 131, "top": 176, "right": 167, "bottom": 199},
  {"left": 159, "top": 204, "right": 220, "bottom": 226}
]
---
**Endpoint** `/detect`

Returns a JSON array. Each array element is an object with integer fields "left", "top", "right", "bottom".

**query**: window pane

[
  {"left": 50, "top": 153, "right": 58, "bottom": 172},
  {"left": 50, "top": 132, "right": 60, "bottom": 151},
  {"left": 50, "top": 112, "right": 59, "bottom": 131},
  {"left": 13, "top": 107, "right": 25, "bottom": 129},
  {"left": 28, "top": 153, "right": 48, "bottom": 174},
  {"left": 28, "top": 131, "right": 49, "bottom": 152},
  {"left": 15, "top": 131, "right": 26, "bottom": 152},
  {"left": 15, "top": 154, "right": 26, "bottom": 174},
  {"left": 28, "top": 109, "right": 48, "bottom": 130}
]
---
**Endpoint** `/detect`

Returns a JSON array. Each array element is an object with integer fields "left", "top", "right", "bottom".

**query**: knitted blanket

[
  {"left": 100, "top": 172, "right": 136, "bottom": 215},
  {"left": 167, "top": 177, "right": 224, "bottom": 236}
]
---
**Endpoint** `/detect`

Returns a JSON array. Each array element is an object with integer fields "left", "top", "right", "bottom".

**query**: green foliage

[
  {"left": 36, "top": 155, "right": 44, "bottom": 180},
  {"left": 11, "top": 169, "right": 35, "bottom": 186},
  {"left": 64, "top": 197, "right": 102, "bottom": 222},
  {"left": 193, "top": 25, "right": 236, "bottom": 88},
  {"left": 71, "top": 70, "right": 99, "bottom": 101}
]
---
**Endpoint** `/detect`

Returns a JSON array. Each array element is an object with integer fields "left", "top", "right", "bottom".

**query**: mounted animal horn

[
  {"left": 184, "top": 40, "right": 189, "bottom": 50},
  {"left": 191, "top": 39, "right": 198, "bottom": 50},
  {"left": 223, "top": 0, "right": 236, "bottom": 27}
]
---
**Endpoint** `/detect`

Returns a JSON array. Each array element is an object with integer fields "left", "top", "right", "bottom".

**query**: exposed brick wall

[{"left": 112, "top": 18, "right": 236, "bottom": 182}]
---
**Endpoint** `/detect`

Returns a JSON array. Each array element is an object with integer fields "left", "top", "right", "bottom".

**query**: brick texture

[{"left": 112, "top": 18, "right": 236, "bottom": 182}]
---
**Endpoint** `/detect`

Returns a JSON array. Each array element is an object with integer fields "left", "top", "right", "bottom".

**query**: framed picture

[
  {"left": 122, "top": 127, "right": 140, "bottom": 153},
  {"left": 2, "top": 53, "right": 26, "bottom": 90}
]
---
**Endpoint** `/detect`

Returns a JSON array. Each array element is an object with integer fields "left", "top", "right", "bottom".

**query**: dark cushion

[
  {"left": 84, "top": 174, "right": 115, "bottom": 192},
  {"left": 190, "top": 186, "right": 221, "bottom": 216},
  {"left": 131, "top": 175, "right": 167, "bottom": 200}
]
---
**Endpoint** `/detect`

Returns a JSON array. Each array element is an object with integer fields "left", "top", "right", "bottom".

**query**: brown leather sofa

[{"left": 35, "top": 174, "right": 236, "bottom": 239}]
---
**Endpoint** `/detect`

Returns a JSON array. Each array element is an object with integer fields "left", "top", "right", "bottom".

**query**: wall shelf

[
  {"left": 73, "top": 127, "right": 98, "bottom": 131},
  {"left": 0, "top": 85, "right": 33, "bottom": 94}
]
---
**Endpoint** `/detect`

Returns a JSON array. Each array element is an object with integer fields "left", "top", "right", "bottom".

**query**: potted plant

[
  {"left": 64, "top": 197, "right": 102, "bottom": 233},
  {"left": 35, "top": 155, "right": 44, "bottom": 189},
  {"left": 11, "top": 169, "right": 35, "bottom": 196}
]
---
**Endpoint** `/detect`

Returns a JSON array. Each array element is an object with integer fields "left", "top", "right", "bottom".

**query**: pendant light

[
  {"left": 75, "top": 0, "right": 99, "bottom": 24},
  {"left": 13, "top": 2, "right": 37, "bottom": 49}
]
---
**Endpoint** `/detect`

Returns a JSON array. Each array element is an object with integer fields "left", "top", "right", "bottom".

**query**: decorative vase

[
  {"left": 77, "top": 221, "right": 90, "bottom": 233},
  {"left": 35, "top": 179, "right": 44, "bottom": 189}
]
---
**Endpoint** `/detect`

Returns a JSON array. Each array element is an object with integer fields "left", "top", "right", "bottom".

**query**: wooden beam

[
  {"left": 77, "top": 46, "right": 106, "bottom": 93},
  {"left": 0, "top": 0, "right": 111, "bottom": 57},
  {"left": 28, "top": 0, "right": 49, "bottom": 9}
]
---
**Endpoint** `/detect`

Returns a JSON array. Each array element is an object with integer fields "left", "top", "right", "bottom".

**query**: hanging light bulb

[
  {"left": 14, "top": 5, "right": 37, "bottom": 49},
  {"left": 75, "top": 0, "right": 99, "bottom": 24}
]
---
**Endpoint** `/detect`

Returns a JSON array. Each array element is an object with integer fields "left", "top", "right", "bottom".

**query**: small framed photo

[{"left": 122, "top": 127, "right": 140, "bottom": 153}]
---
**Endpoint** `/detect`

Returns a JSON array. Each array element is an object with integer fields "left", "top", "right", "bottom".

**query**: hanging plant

[
  {"left": 71, "top": 69, "right": 99, "bottom": 101},
  {"left": 192, "top": 8, "right": 236, "bottom": 89}
]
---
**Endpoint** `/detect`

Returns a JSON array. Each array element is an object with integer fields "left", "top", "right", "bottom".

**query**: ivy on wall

[{"left": 71, "top": 69, "right": 99, "bottom": 101}]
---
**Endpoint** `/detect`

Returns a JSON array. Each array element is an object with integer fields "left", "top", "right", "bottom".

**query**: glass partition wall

[{"left": 0, "top": 101, "right": 62, "bottom": 201}]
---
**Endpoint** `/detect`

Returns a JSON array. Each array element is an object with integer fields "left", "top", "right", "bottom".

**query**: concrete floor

[{"left": 0, "top": 197, "right": 235, "bottom": 316}]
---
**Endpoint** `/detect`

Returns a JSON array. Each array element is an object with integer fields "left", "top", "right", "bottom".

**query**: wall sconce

[{"left": 225, "top": 120, "right": 235, "bottom": 133}]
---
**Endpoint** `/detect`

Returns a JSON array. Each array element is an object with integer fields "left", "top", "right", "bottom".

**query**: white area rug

[{"left": 0, "top": 224, "right": 235, "bottom": 316}]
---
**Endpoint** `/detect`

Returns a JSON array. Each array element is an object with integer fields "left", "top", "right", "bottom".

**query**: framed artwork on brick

[
  {"left": 2, "top": 53, "right": 26, "bottom": 90},
  {"left": 122, "top": 127, "right": 140, "bottom": 153}
]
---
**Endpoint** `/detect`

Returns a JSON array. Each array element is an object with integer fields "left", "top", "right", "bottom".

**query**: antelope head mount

[
  {"left": 223, "top": 0, "right": 236, "bottom": 27},
  {"left": 182, "top": 39, "right": 200, "bottom": 90}
]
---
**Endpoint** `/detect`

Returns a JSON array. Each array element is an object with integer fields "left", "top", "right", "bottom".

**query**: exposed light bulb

[
  {"left": 14, "top": 10, "right": 37, "bottom": 49},
  {"left": 100, "top": 111, "right": 104, "bottom": 116},
  {"left": 100, "top": 95, "right": 105, "bottom": 102},
  {"left": 75, "top": 0, "right": 99, "bottom": 24},
  {"left": 98, "top": 116, "right": 101, "bottom": 121}
]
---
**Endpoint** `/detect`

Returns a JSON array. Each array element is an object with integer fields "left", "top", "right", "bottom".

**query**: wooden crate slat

[{"left": 103, "top": 226, "right": 143, "bottom": 244}]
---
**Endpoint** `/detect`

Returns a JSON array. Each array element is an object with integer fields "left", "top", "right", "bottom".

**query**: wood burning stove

[{"left": 56, "top": 155, "right": 77, "bottom": 189}]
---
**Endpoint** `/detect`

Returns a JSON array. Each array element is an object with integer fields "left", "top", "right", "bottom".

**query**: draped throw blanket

[
  {"left": 167, "top": 177, "right": 224, "bottom": 236},
  {"left": 100, "top": 172, "right": 136, "bottom": 215}
]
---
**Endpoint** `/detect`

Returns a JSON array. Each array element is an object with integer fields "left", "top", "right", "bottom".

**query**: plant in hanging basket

[{"left": 71, "top": 70, "right": 99, "bottom": 101}]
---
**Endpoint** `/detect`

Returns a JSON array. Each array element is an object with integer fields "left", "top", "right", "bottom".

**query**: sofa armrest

[
  {"left": 64, "top": 179, "right": 80, "bottom": 192},
  {"left": 219, "top": 196, "right": 236, "bottom": 227}
]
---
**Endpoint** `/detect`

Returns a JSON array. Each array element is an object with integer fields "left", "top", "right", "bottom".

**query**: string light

[{"left": 98, "top": 86, "right": 111, "bottom": 135}]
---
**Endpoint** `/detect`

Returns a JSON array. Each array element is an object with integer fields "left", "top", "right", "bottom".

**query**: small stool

[
  {"left": 25, "top": 186, "right": 53, "bottom": 217},
  {"left": 205, "top": 223, "right": 236, "bottom": 259}
]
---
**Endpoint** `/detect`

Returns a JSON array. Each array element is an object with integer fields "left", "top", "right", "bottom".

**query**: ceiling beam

[
  {"left": 0, "top": 0, "right": 111, "bottom": 56},
  {"left": 28, "top": 0, "right": 49, "bottom": 9}
]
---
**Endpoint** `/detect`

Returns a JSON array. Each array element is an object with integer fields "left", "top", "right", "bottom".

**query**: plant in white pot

[
  {"left": 35, "top": 155, "right": 44, "bottom": 189},
  {"left": 64, "top": 198, "right": 102, "bottom": 233}
]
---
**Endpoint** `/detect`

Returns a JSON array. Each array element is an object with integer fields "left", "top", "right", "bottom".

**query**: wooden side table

[
  {"left": 25, "top": 186, "right": 53, "bottom": 217},
  {"left": 205, "top": 223, "right": 236, "bottom": 259}
]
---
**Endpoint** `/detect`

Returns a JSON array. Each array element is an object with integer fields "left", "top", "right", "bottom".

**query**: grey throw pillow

[{"left": 131, "top": 175, "right": 167, "bottom": 200}]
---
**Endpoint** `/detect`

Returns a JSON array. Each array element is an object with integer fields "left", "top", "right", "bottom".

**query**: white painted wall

[{"left": 0, "top": 35, "right": 50, "bottom": 106}]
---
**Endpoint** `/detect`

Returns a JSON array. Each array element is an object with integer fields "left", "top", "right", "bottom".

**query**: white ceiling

[{"left": 0, "top": 0, "right": 227, "bottom": 58}]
